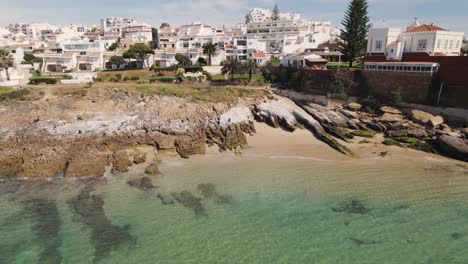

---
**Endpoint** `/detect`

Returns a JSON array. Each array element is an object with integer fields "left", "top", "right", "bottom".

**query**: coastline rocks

[
  {"left": 132, "top": 151, "right": 146, "bottom": 165},
  {"left": 411, "top": 110, "right": 444, "bottom": 127},
  {"left": 435, "top": 135, "right": 468, "bottom": 162},
  {"left": 380, "top": 113, "right": 403, "bottom": 122},
  {"left": 346, "top": 103, "right": 362, "bottom": 112},
  {"left": 111, "top": 150, "right": 132, "bottom": 174},
  {"left": 66, "top": 153, "right": 109, "bottom": 178},
  {"left": 145, "top": 163, "right": 159, "bottom": 175},
  {"left": 380, "top": 106, "right": 402, "bottom": 115}
]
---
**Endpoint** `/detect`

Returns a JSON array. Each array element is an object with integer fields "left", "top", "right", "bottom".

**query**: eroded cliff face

[{"left": 0, "top": 86, "right": 267, "bottom": 178}]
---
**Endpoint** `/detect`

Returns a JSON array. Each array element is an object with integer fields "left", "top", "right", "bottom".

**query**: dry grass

[{"left": 136, "top": 84, "right": 268, "bottom": 103}]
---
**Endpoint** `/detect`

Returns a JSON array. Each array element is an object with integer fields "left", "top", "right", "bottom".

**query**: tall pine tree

[
  {"left": 271, "top": 4, "right": 280, "bottom": 21},
  {"left": 338, "top": 0, "right": 370, "bottom": 68}
]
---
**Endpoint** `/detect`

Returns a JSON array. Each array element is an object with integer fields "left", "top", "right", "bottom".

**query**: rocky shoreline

[{"left": 0, "top": 85, "right": 466, "bottom": 180}]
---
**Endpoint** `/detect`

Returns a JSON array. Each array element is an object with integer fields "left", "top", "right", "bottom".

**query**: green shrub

[
  {"left": 159, "top": 77, "right": 175, "bottom": 83},
  {"left": 202, "top": 70, "right": 212, "bottom": 81},
  {"left": 157, "top": 72, "right": 165, "bottom": 76},
  {"left": 29, "top": 78, "right": 58, "bottom": 85},
  {"left": 130, "top": 76, "right": 140, "bottom": 81},
  {"left": 351, "top": 130, "right": 376, "bottom": 138},
  {"left": 0, "top": 89, "right": 30, "bottom": 101},
  {"left": 115, "top": 73, "right": 123, "bottom": 80}
]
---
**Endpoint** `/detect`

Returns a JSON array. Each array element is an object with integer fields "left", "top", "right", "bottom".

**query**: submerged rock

[
  {"left": 127, "top": 177, "right": 156, "bottom": 191},
  {"left": 197, "top": 183, "right": 233, "bottom": 205},
  {"left": 349, "top": 237, "right": 380, "bottom": 246},
  {"left": 172, "top": 190, "right": 207, "bottom": 217},
  {"left": 67, "top": 186, "right": 135, "bottom": 262},
  {"left": 332, "top": 200, "right": 371, "bottom": 215},
  {"left": 145, "top": 163, "right": 159, "bottom": 175}
]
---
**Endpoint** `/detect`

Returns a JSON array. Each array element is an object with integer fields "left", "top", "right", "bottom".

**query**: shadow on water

[
  {"left": 171, "top": 190, "right": 208, "bottom": 217},
  {"left": 67, "top": 185, "right": 136, "bottom": 263},
  {"left": 23, "top": 199, "right": 63, "bottom": 264},
  {"left": 349, "top": 237, "right": 381, "bottom": 246}
]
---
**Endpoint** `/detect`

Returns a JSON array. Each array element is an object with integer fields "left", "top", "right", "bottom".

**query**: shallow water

[{"left": 1, "top": 153, "right": 468, "bottom": 264}]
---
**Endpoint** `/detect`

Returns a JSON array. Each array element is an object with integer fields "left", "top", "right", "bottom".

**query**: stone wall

[{"left": 361, "top": 70, "right": 433, "bottom": 104}]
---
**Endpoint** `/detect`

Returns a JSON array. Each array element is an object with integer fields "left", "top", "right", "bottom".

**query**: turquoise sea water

[{"left": 1, "top": 154, "right": 467, "bottom": 264}]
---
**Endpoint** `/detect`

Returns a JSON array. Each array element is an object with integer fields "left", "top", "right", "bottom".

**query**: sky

[{"left": 0, "top": 0, "right": 467, "bottom": 34}]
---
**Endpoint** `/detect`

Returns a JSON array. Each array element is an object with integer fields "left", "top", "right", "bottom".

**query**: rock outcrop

[{"left": 435, "top": 135, "right": 468, "bottom": 162}]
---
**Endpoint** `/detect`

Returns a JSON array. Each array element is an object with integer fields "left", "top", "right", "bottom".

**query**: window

[
  {"left": 437, "top": 39, "right": 441, "bottom": 49},
  {"left": 417, "top": 39, "right": 427, "bottom": 51},
  {"left": 444, "top": 40, "right": 448, "bottom": 49},
  {"left": 449, "top": 40, "right": 453, "bottom": 49},
  {"left": 456, "top": 40, "right": 461, "bottom": 49},
  {"left": 375, "top": 40, "right": 383, "bottom": 51}
]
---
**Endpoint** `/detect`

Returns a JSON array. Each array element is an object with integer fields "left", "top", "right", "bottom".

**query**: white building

[
  {"left": 7, "top": 23, "right": 59, "bottom": 41},
  {"left": 246, "top": 18, "right": 339, "bottom": 54},
  {"left": 245, "top": 8, "right": 301, "bottom": 23},
  {"left": 367, "top": 20, "right": 465, "bottom": 60}
]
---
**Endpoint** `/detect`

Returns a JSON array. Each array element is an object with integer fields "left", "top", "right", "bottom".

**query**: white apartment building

[
  {"left": 40, "top": 40, "right": 107, "bottom": 72},
  {"left": 7, "top": 23, "right": 59, "bottom": 41},
  {"left": 123, "top": 25, "right": 153, "bottom": 42},
  {"left": 246, "top": 18, "right": 339, "bottom": 54},
  {"left": 367, "top": 20, "right": 465, "bottom": 60},
  {"left": 245, "top": 8, "right": 301, "bottom": 23},
  {"left": 101, "top": 17, "right": 136, "bottom": 31}
]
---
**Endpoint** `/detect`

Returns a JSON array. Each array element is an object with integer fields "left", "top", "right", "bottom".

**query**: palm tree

[
  {"left": 244, "top": 60, "right": 258, "bottom": 82},
  {"left": 221, "top": 59, "right": 241, "bottom": 81},
  {"left": 0, "top": 49, "right": 14, "bottom": 81},
  {"left": 203, "top": 43, "right": 217, "bottom": 66}
]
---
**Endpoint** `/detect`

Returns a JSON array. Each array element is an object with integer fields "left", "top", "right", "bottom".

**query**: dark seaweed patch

[
  {"left": 23, "top": 199, "right": 62, "bottom": 264},
  {"left": 68, "top": 185, "right": 136, "bottom": 263},
  {"left": 127, "top": 177, "right": 156, "bottom": 191},
  {"left": 0, "top": 243, "right": 24, "bottom": 263},
  {"left": 172, "top": 190, "right": 207, "bottom": 217},
  {"left": 451, "top": 232, "right": 468, "bottom": 240},
  {"left": 197, "top": 183, "right": 233, "bottom": 205},
  {"left": 349, "top": 237, "right": 380, "bottom": 246},
  {"left": 332, "top": 200, "right": 371, "bottom": 215}
]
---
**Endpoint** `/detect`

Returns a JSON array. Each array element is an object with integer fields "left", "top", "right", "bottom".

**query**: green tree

[
  {"left": 197, "top": 57, "right": 207, "bottom": 66},
  {"left": 243, "top": 60, "right": 258, "bottom": 82},
  {"left": 271, "top": 4, "right": 280, "bottom": 21},
  {"left": 151, "top": 28, "right": 159, "bottom": 49},
  {"left": 0, "top": 49, "right": 14, "bottom": 81},
  {"left": 123, "top": 43, "right": 155, "bottom": 68},
  {"left": 337, "top": 0, "right": 370, "bottom": 68},
  {"left": 175, "top": 53, "right": 191, "bottom": 66},
  {"left": 107, "top": 42, "right": 118, "bottom": 51},
  {"left": 221, "top": 59, "right": 242, "bottom": 81},
  {"left": 202, "top": 42, "right": 217, "bottom": 66},
  {"left": 109, "top": 56, "right": 126, "bottom": 68},
  {"left": 23, "top": 52, "right": 42, "bottom": 64},
  {"left": 160, "top": 23, "right": 170, "bottom": 29}
]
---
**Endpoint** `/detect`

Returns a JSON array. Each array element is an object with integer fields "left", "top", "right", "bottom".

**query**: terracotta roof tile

[{"left": 406, "top": 24, "right": 447, "bottom": 33}]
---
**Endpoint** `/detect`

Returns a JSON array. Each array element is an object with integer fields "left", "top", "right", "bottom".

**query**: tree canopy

[
  {"left": 109, "top": 56, "right": 126, "bottom": 67},
  {"left": 160, "top": 23, "right": 170, "bottom": 29},
  {"left": 271, "top": 4, "right": 280, "bottom": 21},
  {"left": 337, "top": 0, "right": 370, "bottom": 68},
  {"left": 123, "top": 43, "right": 155, "bottom": 68},
  {"left": 0, "top": 49, "right": 14, "bottom": 81},
  {"left": 175, "top": 53, "right": 191, "bottom": 66},
  {"left": 23, "top": 52, "right": 42, "bottom": 64},
  {"left": 221, "top": 59, "right": 242, "bottom": 81},
  {"left": 202, "top": 43, "right": 217, "bottom": 66}
]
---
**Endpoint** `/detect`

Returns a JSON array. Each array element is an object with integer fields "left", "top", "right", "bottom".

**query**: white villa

[{"left": 367, "top": 20, "right": 464, "bottom": 60}]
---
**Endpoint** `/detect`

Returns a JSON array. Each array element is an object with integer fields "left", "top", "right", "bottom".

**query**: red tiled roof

[
  {"left": 252, "top": 52, "right": 266, "bottom": 58},
  {"left": 388, "top": 40, "right": 400, "bottom": 45},
  {"left": 406, "top": 24, "right": 447, "bottom": 33}
]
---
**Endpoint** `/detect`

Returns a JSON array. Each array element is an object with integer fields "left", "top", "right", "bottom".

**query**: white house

[
  {"left": 280, "top": 53, "right": 327, "bottom": 69},
  {"left": 367, "top": 20, "right": 465, "bottom": 60}
]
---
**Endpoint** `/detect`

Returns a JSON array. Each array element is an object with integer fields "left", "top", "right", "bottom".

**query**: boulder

[
  {"left": 145, "top": 163, "right": 159, "bottom": 175},
  {"left": 462, "top": 128, "right": 468, "bottom": 139},
  {"left": 112, "top": 150, "right": 132, "bottom": 174},
  {"left": 346, "top": 103, "right": 362, "bottom": 112},
  {"left": 387, "top": 129, "right": 408, "bottom": 137},
  {"left": 66, "top": 153, "right": 109, "bottom": 178},
  {"left": 364, "top": 121, "right": 386, "bottom": 132},
  {"left": 435, "top": 135, "right": 468, "bottom": 162},
  {"left": 411, "top": 110, "right": 444, "bottom": 127},
  {"left": 407, "top": 128, "right": 428, "bottom": 139},
  {"left": 132, "top": 151, "right": 146, "bottom": 164},
  {"left": 380, "top": 106, "right": 402, "bottom": 115},
  {"left": 337, "top": 108, "right": 359, "bottom": 119},
  {"left": 363, "top": 106, "right": 376, "bottom": 114},
  {"left": 380, "top": 113, "right": 403, "bottom": 122}
]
